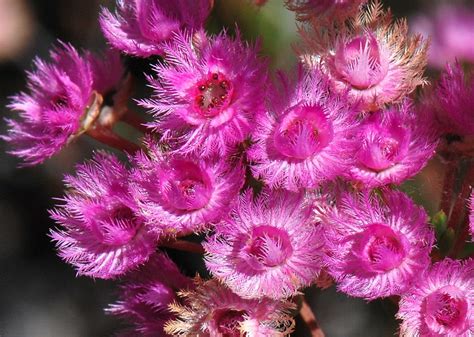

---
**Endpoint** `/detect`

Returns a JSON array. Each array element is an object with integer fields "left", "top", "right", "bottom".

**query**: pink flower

[
  {"left": 346, "top": 101, "right": 437, "bottom": 188},
  {"left": 204, "top": 189, "right": 323, "bottom": 300},
  {"left": 299, "top": 2, "right": 428, "bottom": 111},
  {"left": 131, "top": 139, "right": 244, "bottom": 237},
  {"left": 398, "top": 259, "right": 474, "bottom": 337},
  {"left": 286, "top": 0, "right": 367, "bottom": 22},
  {"left": 2, "top": 43, "right": 123, "bottom": 165},
  {"left": 50, "top": 152, "right": 157, "bottom": 279},
  {"left": 143, "top": 30, "right": 268, "bottom": 157},
  {"left": 165, "top": 278, "right": 295, "bottom": 336},
  {"left": 321, "top": 189, "right": 434, "bottom": 300},
  {"left": 247, "top": 67, "right": 358, "bottom": 191},
  {"left": 429, "top": 62, "right": 474, "bottom": 137},
  {"left": 100, "top": 0, "right": 212, "bottom": 57},
  {"left": 411, "top": 5, "right": 474, "bottom": 68},
  {"left": 470, "top": 192, "right": 474, "bottom": 241},
  {"left": 107, "top": 253, "right": 192, "bottom": 337}
]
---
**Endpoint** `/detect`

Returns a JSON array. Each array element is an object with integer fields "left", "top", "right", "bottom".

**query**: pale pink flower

[{"left": 204, "top": 189, "right": 324, "bottom": 300}]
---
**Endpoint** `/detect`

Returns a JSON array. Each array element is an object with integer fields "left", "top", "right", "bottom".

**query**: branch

[{"left": 299, "top": 298, "right": 325, "bottom": 337}]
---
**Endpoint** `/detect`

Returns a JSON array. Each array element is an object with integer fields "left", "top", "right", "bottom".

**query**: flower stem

[
  {"left": 161, "top": 239, "right": 205, "bottom": 254},
  {"left": 122, "top": 108, "right": 149, "bottom": 134},
  {"left": 87, "top": 127, "right": 141, "bottom": 153},
  {"left": 299, "top": 298, "right": 325, "bottom": 337}
]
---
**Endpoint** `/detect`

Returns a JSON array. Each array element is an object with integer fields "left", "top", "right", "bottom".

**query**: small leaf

[{"left": 430, "top": 210, "right": 448, "bottom": 240}]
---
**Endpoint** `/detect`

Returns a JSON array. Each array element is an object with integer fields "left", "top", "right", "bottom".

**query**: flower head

[
  {"left": 470, "top": 192, "right": 474, "bottom": 241},
  {"left": 131, "top": 139, "right": 244, "bottom": 237},
  {"left": 204, "top": 189, "right": 323, "bottom": 300},
  {"left": 398, "top": 259, "right": 474, "bottom": 337},
  {"left": 100, "top": 0, "right": 212, "bottom": 57},
  {"left": 346, "top": 100, "right": 437, "bottom": 188},
  {"left": 107, "top": 253, "right": 192, "bottom": 337},
  {"left": 50, "top": 152, "right": 157, "bottom": 279},
  {"left": 247, "top": 66, "right": 358, "bottom": 191},
  {"left": 428, "top": 62, "right": 474, "bottom": 137},
  {"left": 143, "top": 30, "right": 268, "bottom": 157},
  {"left": 165, "top": 278, "right": 295, "bottom": 336},
  {"left": 411, "top": 4, "right": 474, "bottom": 68},
  {"left": 2, "top": 43, "right": 123, "bottom": 165},
  {"left": 299, "top": 1, "right": 428, "bottom": 111},
  {"left": 321, "top": 189, "right": 434, "bottom": 300},
  {"left": 286, "top": 0, "right": 367, "bottom": 22}
]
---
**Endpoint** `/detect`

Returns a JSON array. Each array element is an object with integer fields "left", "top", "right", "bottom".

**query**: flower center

[
  {"left": 358, "top": 122, "right": 409, "bottom": 172},
  {"left": 353, "top": 223, "right": 408, "bottom": 273},
  {"left": 94, "top": 205, "right": 140, "bottom": 246},
  {"left": 161, "top": 159, "right": 212, "bottom": 211},
  {"left": 424, "top": 286, "right": 469, "bottom": 334},
  {"left": 273, "top": 105, "right": 333, "bottom": 160},
  {"left": 194, "top": 72, "right": 233, "bottom": 118},
  {"left": 334, "top": 34, "right": 388, "bottom": 90},
  {"left": 246, "top": 225, "right": 293, "bottom": 268},
  {"left": 213, "top": 309, "right": 246, "bottom": 336}
]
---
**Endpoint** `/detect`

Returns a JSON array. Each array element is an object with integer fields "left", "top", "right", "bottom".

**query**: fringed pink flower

[
  {"left": 50, "top": 152, "right": 157, "bottom": 279},
  {"left": 299, "top": 1, "right": 428, "bottom": 111},
  {"left": 100, "top": 0, "right": 212, "bottom": 57},
  {"left": 107, "top": 253, "right": 192, "bottom": 337},
  {"left": 398, "top": 259, "right": 474, "bottom": 337},
  {"left": 321, "top": 189, "right": 434, "bottom": 300},
  {"left": 470, "top": 192, "right": 474, "bottom": 241},
  {"left": 2, "top": 44, "right": 123, "bottom": 166},
  {"left": 346, "top": 100, "right": 437, "bottom": 188},
  {"left": 131, "top": 140, "right": 244, "bottom": 237},
  {"left": 247, "top": 66, "right": 358, "bottom": 191},
  {"left": 165, "top": 278, "right": 295, "bottom": 336},
  {"left": 411, "top": 4, "right": 474, "bottom": 68},
  {"left": 204, "top": 189, "right": 323, "bottom": 300},
  {"left": 143, "top": 30, "right": 268, "bottom": 157},
  {"left": 428, "top": 62, "right": 474, "bottom": 137},
  {"left": 286, "top": 0, "right": 367, "bottom": 22}
]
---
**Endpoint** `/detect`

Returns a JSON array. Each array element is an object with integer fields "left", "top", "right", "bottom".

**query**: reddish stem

[
  {"left": 87, "top": 127, "right": 141, "bottom": 153},
  {"left": 299, "top": 299, "right": 325, "bottom": 337},
  {"left": 439, "top": 158, "right": 459, "bottom": 219},
  {"left": 122, "top": 108, "right": 150, "bottom": 134},
  {"left": 161, "top": 240, "right": 205, "bottom": 254}
]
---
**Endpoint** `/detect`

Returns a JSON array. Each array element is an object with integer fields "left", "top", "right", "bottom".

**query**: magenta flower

[
  {"left": 131, "top": 140, "right": 244, "bottom": 237},
  {"left": 100, "top": 0, "right": 212, "bottom": 57},
  {"left": 299, "top": 2, "right": 428, "bottom": 111},
  {"left": 50, "top": 152, "right": 157, "bottom": 279},
  {"left": 165, "top": 278, "right": 295, "bottom": 336},
  {"left": 346, "top": 101, "right": 437, "bottom": 188},
  {"left": 470, "top": 192, "right": 474, "bottom": 241},
  {"left": 411, "top": 5, "right": 474, "bottom": 68},
  {"left": 2, "top": 43, "right": 123, "bottom": 166},
  {"left": 143, "top": 30, "right": 268, "bottom": 157},
  {"left": 247, "top": 67, "right": 358, "bottom": 191},
  {"left": 286, "top": 0, "right": 367, "bottom": 22},
  {"left": 398, "top": 259, "right": 474, "bottom": 337},
  {"left": 322, "top": 190, "right": 434, "bottom": 300},
  {"left": 107, "top": 253, "right": 192, "bottom": 337},
  {"left": 428, "top": 62, "right": 474, "bottom": 137},
  {"left": 204, "top": 189, "right": 323, "bottom": 300}
]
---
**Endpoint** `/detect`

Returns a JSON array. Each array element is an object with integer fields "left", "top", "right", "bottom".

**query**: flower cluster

[{"left": 4, "top": 0, "right": 474, "bottom": 336}]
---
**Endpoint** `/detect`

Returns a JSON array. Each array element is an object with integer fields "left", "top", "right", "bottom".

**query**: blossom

[
  {"left": 165, "top": 278, "right": 295, "bottom": 336},
  {"left": 99, "top": 0, "right": 212, "bottom": 57},
  {"left": 345, "top": 100, "right": 437, "bottom": 188},
  {"left": 299, "top": 1, "right": 428, "bottom": 111},
  {"left": 398, "top": 259, "right": 474, "bottom": 337},
  {"left": 143, "top": 30, "right": 268, "bottom": 157},
  {"left": 50, "top": 152, "right": 157, "bottom": 279},
  {"left": 321, "top": 189, "right": 434, "bottom": 300},
  {"left": 107, "top": 252, "right": 192, "bottom": 337},
  {"left": 2, "top": 43, "right": 123, "bottom": 165},
  {"left": 411, "top": 4, "right": 474, "bottom": 68},
  {"left": 286, "top": 0, "right": 367, "bottom": 22},
  {"left": 204, "top": 189, "right": 323, "bottom": 300},
  {"left": 131, "top": 140, "right": 244, "bottom": 237},
  {"left": 247, "top": 66, "right": 358, "bottom": 191},
  {"left": 470, "top": 192, "right": 474, "bottom": 241},
  {"left": 428, "top": 62, "right": 474, "bottom": 137}
]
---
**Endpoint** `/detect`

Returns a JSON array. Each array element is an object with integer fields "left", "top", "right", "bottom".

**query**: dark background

[{"left": 0, "top": 0, "right": 469, "bottom": 336}]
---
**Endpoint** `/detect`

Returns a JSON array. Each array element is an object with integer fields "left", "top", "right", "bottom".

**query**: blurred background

[{"left": 0, "top": 0, "right": 472, "bottom": 336}]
